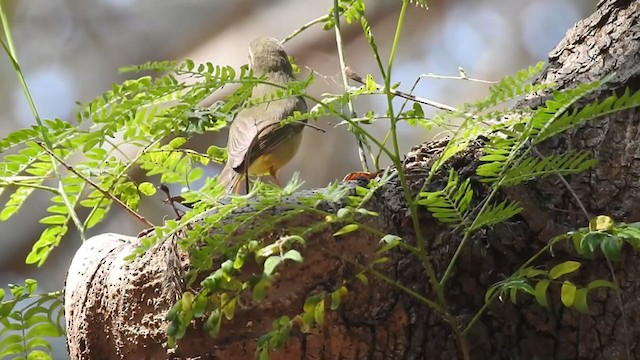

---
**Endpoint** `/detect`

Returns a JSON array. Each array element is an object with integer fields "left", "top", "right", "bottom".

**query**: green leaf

[
  {"left": 573, "top": 288, "right": 590, "bottom": 314},
  {"left": 0, "top": 342, "right": 25, "bottom": 358},
  {"left": 336, "top": 208, "right": 351, "bottom": 219},
  {"left": 27, "top": 350, "right": 52, "bottom": 360},
  {"left": 500, "top": 151, "right": 596, "bottom": 187},
  {"left": 534, "top": 280, "right": 550, "bottom": 308},
  {"left": 0, "top": 300, "right": 16, "bottom": 317},
  {"left": 600, "top": 236, "right": 623, "bottom": 261},
  {"left": 24, "top": 279, "right": 37, "bottom": 295},
  {"left": 580, "top": 232, "right": 605, "bottom": 256},
  {"left": 168, "top": 137, "right": 187, "bottom": 149},
  {"left": 221, "top": 295, "right": 236, "bottom": 320},
  {"left": 549, "top": 261, "right": 581, "bottom": 279},
  {"left": 356, "top": 273, "right": 368, "bottom": 285},
  {"left": 0, "top": 334, "right": 22, "bottom": 350},
  {"left": 470, "top": 200, "right": 522, "bottom": 231},
  {"left": 193, "top": 294, "right": 207, "bottom": 318},
  {"left": 418, "top": 170, "right": 473, "bottom": 226},
  {"left": 39, "top": 215, "right": 66, "bottom": 225},
  {"left": 314, "top": 299, "right": 325, "bottom": 326},
  {"left": 333, "top": 224, "right": 358, "bottom": 236},
  {"left": 380, "top": 234, "right": 401, "bottom": 244},
  {"left": 166, "top": 318, "right": 179, "bottom": 337},
  {"left": 25, "top": 323, "right": 63, "bottom": 338},
  {"left": 586, "top": 279, "right": 619, "bottom": 291},
  {"left": 560, "top": 281, "right": 576, "bottom": 307},
  {"left": 616, "top": 225, "right": 640, "bottom": 247},
  {"left": 138, "top": 182, "right": 156, "bottom": 196},
  {"left": 204, "top": 309, "right": 222, "bottom": 338},
  {"left": 188, "top": 167, "right": 204, "bottom": 183},
  {"left": 283, "top": 250, "right": 303, "bottom": 263},
  {"left": 330, "top": 289, "right": 341, "bottom": 310},
  {"left": 263, "top": 256, "right": 281, "bottom": 276},
  {"left": 26, "top": 337, "right": 53, "bottom": 351},
  {"left": 521, "top": 267, "right": 548, "bottom": 278},
  {"left": 252, "top": 278, "right": 268, "bottom": 303}
]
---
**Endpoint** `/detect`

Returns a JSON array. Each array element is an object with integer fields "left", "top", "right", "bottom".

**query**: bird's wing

[
  {"left": 247, "top": 97, "right": 307, "bottom": 165},
  {"left": 226, "top": 108, "right": 258, "bottom": 170}
]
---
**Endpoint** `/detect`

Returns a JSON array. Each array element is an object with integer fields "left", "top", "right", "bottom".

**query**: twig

[
  {"left": 282, "top": 14, "right": 330, "bottom": 44},
  {"left": 333, "top": 0, "right": 370, "bottom": 172},
  {"left": 605, "top": 258, "right": 632, "bottom": 360},
  {"left": 36, "top": 141, "right": 154, "bottom": 228},
  {"left": 301, "top": 122, "right": 326, "bottom": 132},
  {"left": 418, "top": 70, "right": 497, "bottom": 84},
  {"left": 346, "top": 67, "right": 459, "bottom": 113},
  {"left": 531, "top": 148, "right": 590, "bottom": 221}
]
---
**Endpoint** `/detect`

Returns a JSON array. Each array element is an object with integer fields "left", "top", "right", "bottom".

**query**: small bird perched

[{"left": 218, "top": 37, "right": 307, "bottom": 193}]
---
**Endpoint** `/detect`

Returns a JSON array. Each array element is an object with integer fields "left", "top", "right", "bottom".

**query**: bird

[{"left": 218, "top": 37, "right": 307, "bottom": 193}]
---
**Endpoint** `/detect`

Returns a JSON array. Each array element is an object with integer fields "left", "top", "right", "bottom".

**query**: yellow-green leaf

[
  {"left": 549, "top": 261, "right": 581, "bottom": 279},
  {"left": 573, "top": 288, "right": 589, "bottom": 314},
  {"left": 561, "top": 281, "right": 576, "bottom": 307},
  {"left": 589, "top": 215, "right": 614, "bottom": 231},
  {"left": 333, "top": 224, "right": 358, "bottom": 237},
  {"left": 534, "top": 280, "right": 550, "bottom": 308},
  {"left": 138, "top": 182, "right": 156, "bottom": 196}
]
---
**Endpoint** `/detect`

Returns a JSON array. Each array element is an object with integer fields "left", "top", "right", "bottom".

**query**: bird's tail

[{"left": 218, "top": 164, "right": 242, "bottom": 194}]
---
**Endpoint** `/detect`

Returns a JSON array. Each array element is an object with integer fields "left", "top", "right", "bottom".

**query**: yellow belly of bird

[{"left": 247, "top": 132, "right": 303, "bottom": 176}]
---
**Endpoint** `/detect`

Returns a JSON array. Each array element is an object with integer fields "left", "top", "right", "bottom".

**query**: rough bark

[{"left": 65, "top": 0, "right": 640, "bottom": 358}]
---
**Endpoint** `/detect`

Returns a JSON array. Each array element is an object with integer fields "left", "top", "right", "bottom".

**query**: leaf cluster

[{"left": 0, "top": 280, "right": 64, "bottom": 360}]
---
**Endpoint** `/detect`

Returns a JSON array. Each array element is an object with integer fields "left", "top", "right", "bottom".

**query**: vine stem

[
  {"left": 382, "top": 1, "right": 468, "bottom": 358},
  {"left": 385, "top": 0, "right": 444, "bottom": 304}
]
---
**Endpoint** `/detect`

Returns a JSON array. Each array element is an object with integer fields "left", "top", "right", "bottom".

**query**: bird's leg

[
  {"left": 269, "top": 168, "right": 282, "bottom": 188},
  {"left": 234, "top": 178, "right": 243, "bottom": 194}
]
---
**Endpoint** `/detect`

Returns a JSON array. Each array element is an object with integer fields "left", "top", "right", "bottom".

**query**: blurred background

[{"left": 0, "top": 0, "right": 597, "bottom": 357}]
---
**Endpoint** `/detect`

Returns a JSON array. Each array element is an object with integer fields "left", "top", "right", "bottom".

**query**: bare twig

[
  {"left": 531, "top": 148, "right": 590, "bottom": 221},
  {"left": 333, "top": 1, "right": 371, "bottom": 172},
  {"left": 417, "top": 70, "right": 497, "bottom": 84},
  {"left": 282, "top": 14, "right": 330, "bottom": 44},
  {"left": 345, "top": 67, "right": 459, "bottom": 113}
]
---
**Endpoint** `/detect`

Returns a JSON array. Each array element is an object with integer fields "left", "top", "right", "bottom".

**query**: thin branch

[
  {"left": 531, "top": 148, "right": 590, "bottom": 221},
  {"left": 333, "top": 0, "right": 370, "bottom": 172},
  {"left": 418, "top": 71, "right": 497, "bottom": 84},
  {"left": 282, "top": 14, "right": 330, "bottom": 44},
  {"left": 36, "top": 141, "right": 154, "bottom": 228},
  {"left": 345, "top": 67, "right": 459, "bottom": 113}
]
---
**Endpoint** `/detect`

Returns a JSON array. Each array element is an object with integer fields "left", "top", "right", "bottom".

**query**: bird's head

[{"left": 248, "top": 37, "right": 293, "bottom": 76}]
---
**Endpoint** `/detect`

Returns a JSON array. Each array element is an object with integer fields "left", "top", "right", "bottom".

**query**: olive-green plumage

[{"left": 218, "top": 37, "right": 307, "bottom": 193}]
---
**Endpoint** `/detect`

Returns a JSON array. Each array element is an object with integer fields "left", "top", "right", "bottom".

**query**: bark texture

[{"left": 65, "top": 0, "right": 640, "bottom": 358}]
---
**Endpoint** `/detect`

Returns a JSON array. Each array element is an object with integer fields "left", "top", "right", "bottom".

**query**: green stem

[
  {"left": 0, "top": 2, "right": 85, "bottom": 239},
  {"left": 382, "top": 0, "right": 451, "bottom": 326}
]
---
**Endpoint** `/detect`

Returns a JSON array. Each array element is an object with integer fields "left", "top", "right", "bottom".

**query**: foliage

[
  {"left": 0, "top": 280, "right": 64, "bottom": 360},
  {"left": 1, "top": 0, "right": 640, "bottom": 359},
  {"left": 485, "top": 215, "right": 640, "bottom": 314}
]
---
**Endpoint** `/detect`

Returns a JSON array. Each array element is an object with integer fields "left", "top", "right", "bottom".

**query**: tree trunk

[{"left": 64, "top": 0, "right": 640, "bottom": 358}]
